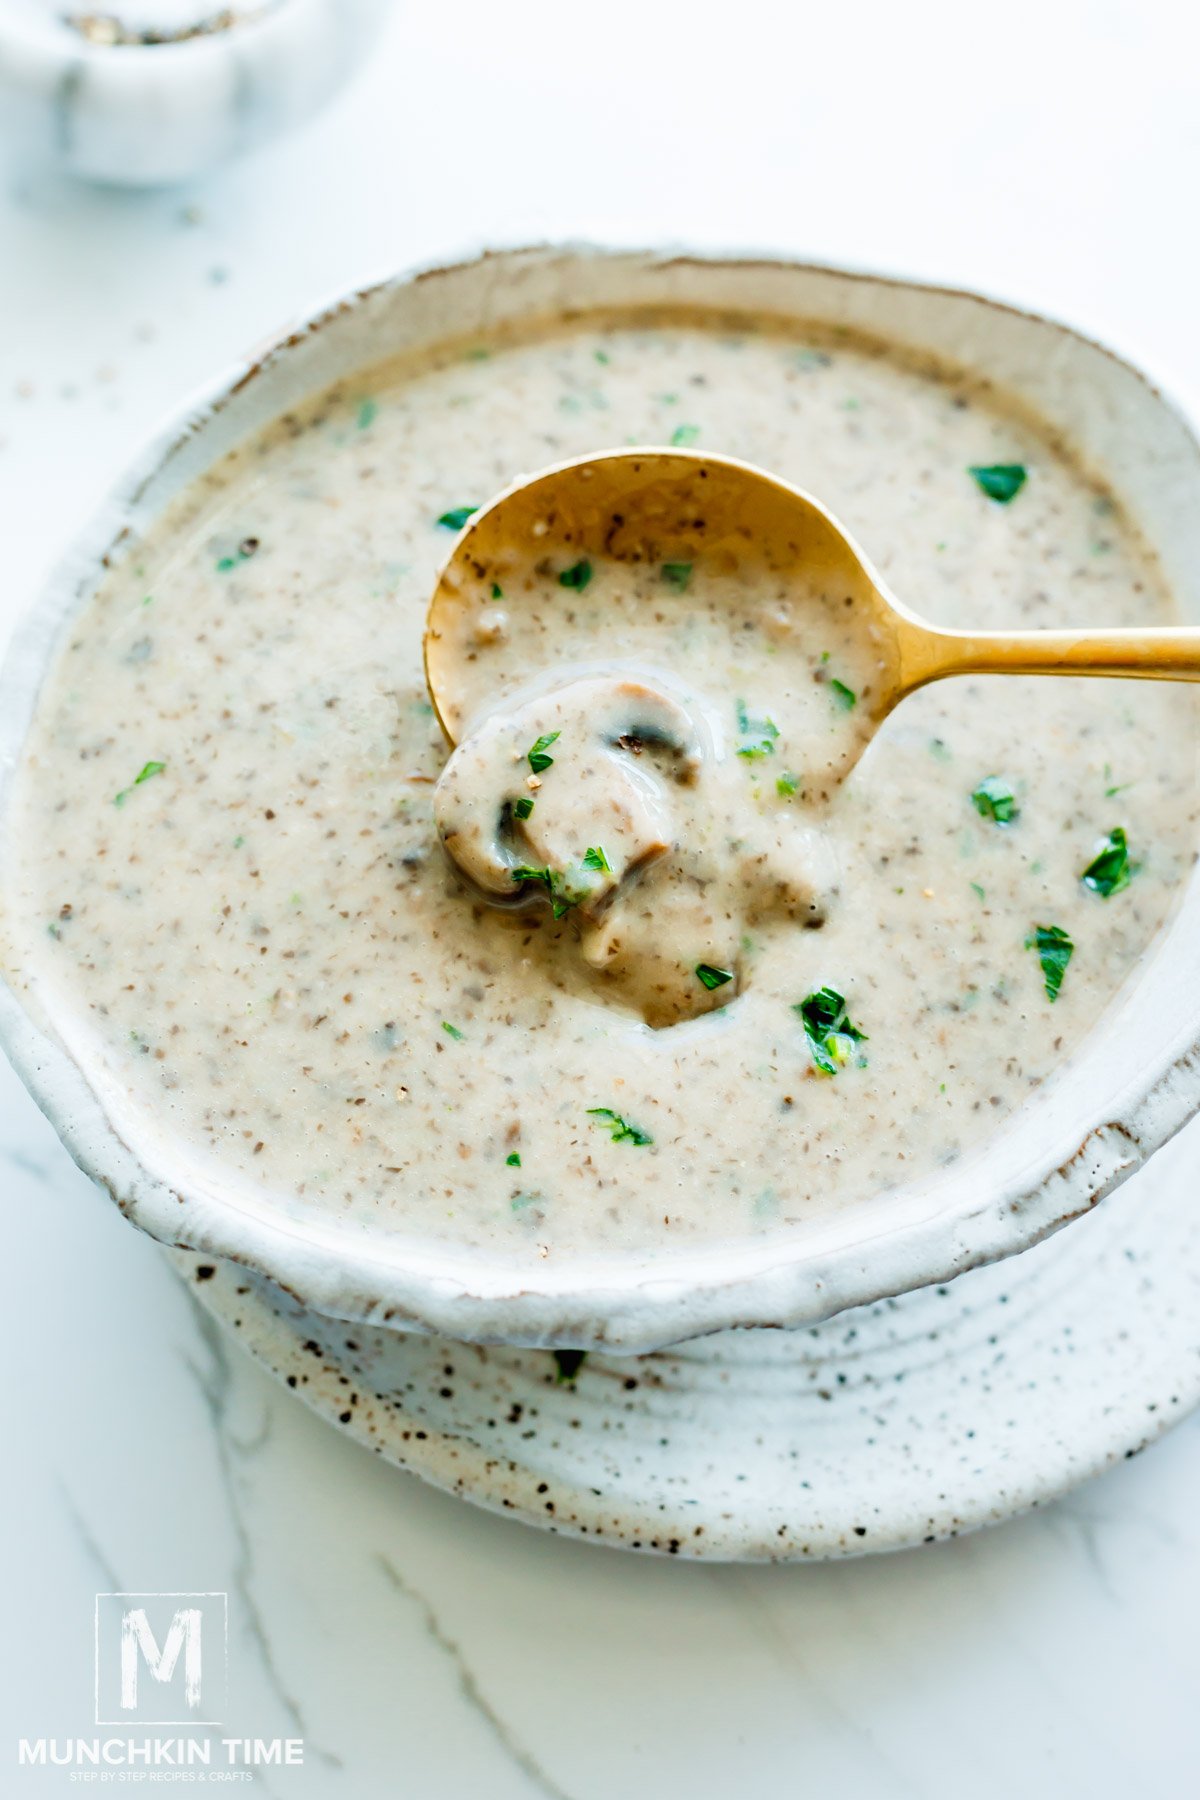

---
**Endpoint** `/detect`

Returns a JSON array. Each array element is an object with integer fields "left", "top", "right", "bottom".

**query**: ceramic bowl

[
  {"left": 0, "top": 0, "right": 386, "bottom": 186},
  {"left": 3, "top": 244, "right": 1200, "bottom": 1353}
]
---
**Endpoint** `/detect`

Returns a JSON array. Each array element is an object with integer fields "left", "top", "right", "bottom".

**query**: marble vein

[
  {"left": 56, "top": 1479, "right": 123, "bottom": 1595},
  {"left": 717, "top": 1568, "right": 929, "bottom": 1799},
  {"left": 375, "top": 1552, "right": 576, "bottom": 1800},
  {"left": 182, "top": 1290, "right": 343, "bottom": 1777}
]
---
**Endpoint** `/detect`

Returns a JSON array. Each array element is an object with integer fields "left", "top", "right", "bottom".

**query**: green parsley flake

[
  {"left": 794, "top": 986, "right": 867, "bottom": 1077},
  {"left": 510, "top": 862, "right": 588, "bottom": 920},
  {"left": 969, "top": 463, "right": 1027, "bottom": 503},
  {"left": 113, "top": 760, "right": 166, "bottom": 807},
  {"left": 437, "top": 505, "right": 478, "bottom": 530},
  {"left": 441, "top": 1020, "right": 465, "bottom": 1040},
  {"left": 506, "top": 1152, "right": 521, "bottom": 1167},
  {"left": 1026, "top": 924, "right": 1073, "bottom": 1001},
  {"left": 528, "top": 731, "right": 560, "bottom": 774},
  {"left": 776, "top": 771, "right": 800, "bottom": 798},
  {"left": 695, "top": 964, "right": 734, "bottom": 991},
  {"left": 970, "top": 776, "right": 1020, "bottom": 825},
  {"left": 215, "top": 536, "right": 259, "bottom": 573},
  {"left": 662, "top": 562, "right": 692, "bottom": 591},
  {"left": 512, "top": 794, "right": 535, "bottom": 820},
  {"left": 356, "top": 398, "right": 378, "bottom": 430},
  {"left": 510, "top": 864, "right": 553, "bottom": 892},
  {"left": 670, "top": 424, "right": 700, "bottom": 447},
  {"left": 491, "top": 582, "right": 504, "bottom": 600},
  {"left": 587, "top": 1107, "right": 653, "bottom": 1146},
  {"left": 582, "top": 845, "right": 611, "bottom": 873},
  {"left": 970, "top": 881, "right": 986, "bottom": 902},
  {"left": 1081, "top": 827, "right": 1138, "bottom": 897},
  {"left": 736, "top": 700, "right": 779, "bottom": 760},
  {"left": 552, "top": 1350, "right": 588, "bottom": 1383},
  {"left": 558, "top": 559, "right": 593, "bottom": 590},
  {"left": 830, "top": 678, "right": 857, "bottom": 711}
]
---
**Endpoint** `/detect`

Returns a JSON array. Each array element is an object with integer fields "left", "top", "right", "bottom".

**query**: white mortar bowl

[
  {"left": 3, "top": 244, "right": 1200, "bottom": 1352},
  {"left": 0, "top": 0, "right": 386, "bottom": 186}
]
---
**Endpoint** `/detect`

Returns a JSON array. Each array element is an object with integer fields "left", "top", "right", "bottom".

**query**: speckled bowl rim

[{"left": 4, "top": 241, "right": 1200, "bottom": 1354}]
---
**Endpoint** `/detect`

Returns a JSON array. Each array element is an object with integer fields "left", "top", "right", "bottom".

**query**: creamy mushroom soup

[{"left": 3, "top": 310, "right": 1196, "bottom": 1266}]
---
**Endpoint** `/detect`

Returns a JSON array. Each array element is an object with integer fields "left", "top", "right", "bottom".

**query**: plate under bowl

[{"left": 175, "top": 1114, "right": 1200, "bottom": 1559}]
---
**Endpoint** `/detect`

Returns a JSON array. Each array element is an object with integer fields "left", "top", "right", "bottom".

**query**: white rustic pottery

[
  {"left": 174, "top": 1114, "right": 1200, "bottom": 1559},
  {"left": 2, "top": 245, "right": 1200, "bottom": 1354},
  {"left": 0, "top": 0, "right": 385, "bottom": 186}
]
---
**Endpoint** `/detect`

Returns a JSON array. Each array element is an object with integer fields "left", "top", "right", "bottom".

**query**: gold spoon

[{"left": 425, "top": 448, "right": 1200, "bottom": 748}]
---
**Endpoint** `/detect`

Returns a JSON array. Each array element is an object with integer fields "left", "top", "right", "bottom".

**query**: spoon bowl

[{"left": 425, "top": 447, "right": 1200, "bottom": 753}]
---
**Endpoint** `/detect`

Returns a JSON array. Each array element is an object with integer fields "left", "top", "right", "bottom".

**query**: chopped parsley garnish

[
  {"left": 970, "top": 881, "right": 986, "bottom": 902},
  {"left": 582, "top": 845, "right": 611, "bottom": 873},
  {"left": 662, "top": 562, "right": 692, "bottom": 590},
  {"left": 830, "top": 678, "right": 857, "bottom": 711},
  {"left": 510, "top": 864, "right": 553, "bottom": 891},
  {"left": 1081, "top": 827, "right": 1138, "bottom": 897},
  {"left": 970, "top": 776, "right": 1020, "bottom": 825},
  {"left": 1026, "top": 924, "right": 1073, "bottom": 1001},
  {"left": 356, "top": 398, "right": 378, "bottom": 430},
  {"left": 558, "top": 558, "right": 593, "bottom": 590},
  {"left": 552, "top": 1349, "right": 588, "bottom": 1383},
  {"left": 506, "top": 1151, "right": 521, "bottom": 1167},
  {"left": 441, "top": 1020, "right": 464, "bottom": 1040},
  {"left": 670, "top": 423, "right": 700, "bottom": 447},
  {"left": 527, "top": 731, "right": 560, "bottom": 774},
  {"left": 491, "top": 582, "right": 503, "bottom": 600},
  {"left": 969, "top": 463, "right": 1027, "bottom": 503},
  {"left": 587, "top": 1107, "right": 653, "bottom": 1146},
  {"left": 794, "top": 986, "right": 867, "bottom": 1077},
  {"left": 776, "top": 771, "right": 800, "bottom": 797},
  {"left": 437, "top": 505, "right": 478, "bottom": 530},
  {"left": 510, "top": 860, "right": 590, "bottom": 919},
  {"left": 215, "top": 536, "right": 259, "bottom": 572},
  {"left": 736, "top": 700, "right": 779, "bottom": 760},
  {"left": 512, "top": 794, "right": 535, "bottom": 820},
  {"left": 113, "top": 760, "right": 166, "bottom": 807},
  {"left": 695, "top": 964, "right": 734, "bottom": 991}
]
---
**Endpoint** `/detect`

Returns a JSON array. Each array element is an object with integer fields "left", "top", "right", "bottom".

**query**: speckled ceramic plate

[{"left": 173, "top": 1115, "right": 1200, "bottom": 1560}]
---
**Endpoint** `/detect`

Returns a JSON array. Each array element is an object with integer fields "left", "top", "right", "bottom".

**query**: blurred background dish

[{"left": 0, "top": 0, "right": 386, "bottom": 186}]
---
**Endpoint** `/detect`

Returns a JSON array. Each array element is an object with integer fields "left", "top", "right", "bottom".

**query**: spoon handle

[{"left": 900, "top": 624, "right": 1200, "bottom": 695}]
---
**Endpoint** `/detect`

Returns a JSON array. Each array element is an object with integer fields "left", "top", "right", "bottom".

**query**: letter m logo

[{"left": 95, "top": 1593, "right": 227, "bottom": 1725}]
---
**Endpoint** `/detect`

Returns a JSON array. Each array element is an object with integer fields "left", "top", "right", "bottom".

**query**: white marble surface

[{"left": 3, "top": 2, "right": 1200, "bottom": 1792}]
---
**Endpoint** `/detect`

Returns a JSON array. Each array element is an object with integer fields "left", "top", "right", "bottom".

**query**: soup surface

[{"left": 3, "top": 309, "right": 1196, "bottom": 1268}]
